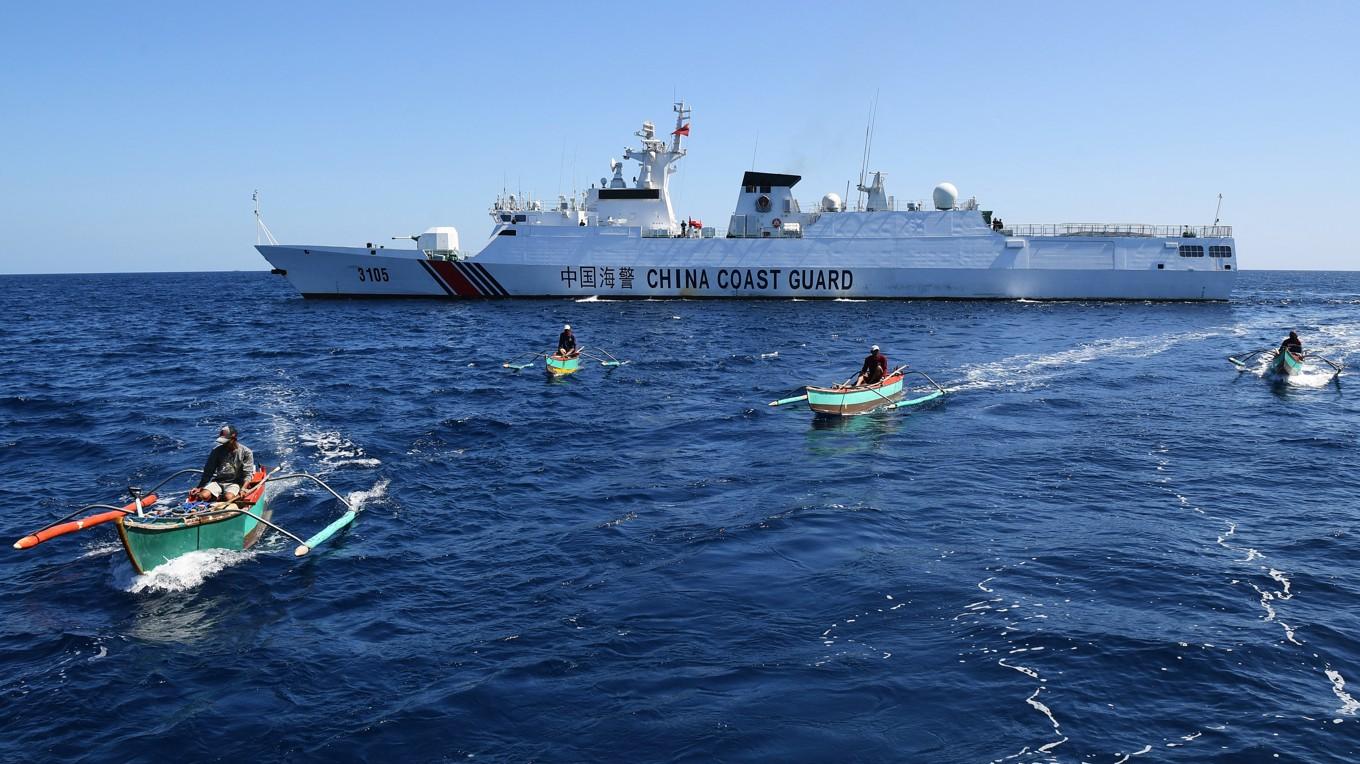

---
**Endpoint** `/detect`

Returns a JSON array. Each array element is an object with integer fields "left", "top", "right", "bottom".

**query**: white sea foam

[
  {"left": 1325, "top": 668, "right": 1360, "bottom": 715},
  {"left": 951, "top": 329, "right": 1225, "bottom": 392},
  {"left": 300, "top": 430, "right": 383, "bottom": 469},
  {"left": 347, "top": 477, "right": 389, "bottom": 511},
  {"left": 120, "top": 548, "right": 258, "bottom": 593}
]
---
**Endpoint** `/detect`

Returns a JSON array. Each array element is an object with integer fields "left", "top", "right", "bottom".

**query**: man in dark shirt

[
  {"left": 557, "top": 324, "right": 579, "bottom": 358},
  {"left": 856, "top": 345, "right": 889, "bottom": 386},
  {"left": 188, "top": 424, "right": 257, "bottom": 503},
  {"left": 1280, "top": 331, "right": 1303, "bottom": 355}
]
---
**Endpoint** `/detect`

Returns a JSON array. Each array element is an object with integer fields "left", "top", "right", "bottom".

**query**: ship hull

[{"left": 259, "top": 224, "right": 1236, "bottom": 301}]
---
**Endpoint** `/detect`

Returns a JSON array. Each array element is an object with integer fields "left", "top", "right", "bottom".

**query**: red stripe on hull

[{"left": 428, "top": 260, "right": 481, "bottom": 296}]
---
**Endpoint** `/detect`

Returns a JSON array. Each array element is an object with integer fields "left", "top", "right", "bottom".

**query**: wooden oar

[{"left": 13, "top": 495, "right": 158, "bottom": 549}]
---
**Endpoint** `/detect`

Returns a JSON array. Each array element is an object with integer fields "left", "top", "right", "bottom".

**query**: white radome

[
  {"left": 821, "top": 193, "right": 842, "bottom": 212},
  {"left": 933, "top": 182, "right": 959, "bottom": 211}
]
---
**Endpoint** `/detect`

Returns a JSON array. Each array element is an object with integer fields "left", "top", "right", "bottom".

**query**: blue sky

[{"left": 2, "top": 0, "right": 1356, "bottom": 273}]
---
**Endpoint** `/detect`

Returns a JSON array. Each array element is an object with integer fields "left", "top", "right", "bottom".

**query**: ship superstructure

[{"left": 258, "top": 102, "right": 1236, "bottom": 300}]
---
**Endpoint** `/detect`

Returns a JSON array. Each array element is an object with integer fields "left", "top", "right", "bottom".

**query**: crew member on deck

[
  {"left": 557, "top": 324, "right": 579, "bottom": 358},
  {"left": 188, "top": 425, "right": 257, "bottom": 503},
  {"left": 1280, "top": 331, "right": 1303, "bottom": 356},
  {"left": 856, "top": 345, "right": 889, "bottom": 386}
]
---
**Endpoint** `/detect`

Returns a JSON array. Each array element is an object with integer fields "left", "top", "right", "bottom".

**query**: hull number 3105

[{"left": 357, "top": 267, "right": 390, "bottom": 282}]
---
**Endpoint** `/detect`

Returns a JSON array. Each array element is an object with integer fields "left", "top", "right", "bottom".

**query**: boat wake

[
  {"left": 300, "top": 430, "right": 382, "bottom": 469},
  {"left": 117, "top": 548, "right": 259, "bottom": 594},
  {"left": 951, "top": 329, "right": 1225, "bottom": 392},
  {"left": 347, "top": 477, "right": 390, "bottom": 512}
]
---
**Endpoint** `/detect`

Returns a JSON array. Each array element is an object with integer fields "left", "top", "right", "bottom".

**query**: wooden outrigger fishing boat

[
  {"left": 769, "top": 365, "right": 947, "bottom": 416},
  {"left": 1229, "top": 347, "right": 1343, "bottom": 379},
  {"left": 502, "top": 347, "right": 628, "bottom": 376},
  {"left": 14, "top": 466, "right": 363, "bottom": 574},
  {"left": 545, "top": 353, "right": 581, "bottom": 376}
]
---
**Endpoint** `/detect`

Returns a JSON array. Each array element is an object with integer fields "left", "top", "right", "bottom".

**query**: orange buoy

[{"left": 13, "top": 494, "right": 158, "bottom": 550}]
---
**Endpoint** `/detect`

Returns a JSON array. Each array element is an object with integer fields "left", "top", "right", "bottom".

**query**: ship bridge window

[
  {"left": 500, "top": 214, "right": 512, "bottom": 222},
  {"left": 1178, "top": 245, "right": 1205, "bottom": 257},
  {"left": 513, "top": 214, "right": 527, "bottom": 223},
  {"left": 759, "top": 185, "right": 772, "bottom": 193},
  {"left": 1209, "top": 245, "right": 1233, "bottom": 258},
  {"left": 744, "top": 185, "right": 756, "bottom": 193}
]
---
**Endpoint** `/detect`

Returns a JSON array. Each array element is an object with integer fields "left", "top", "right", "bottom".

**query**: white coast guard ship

[{"left": 257, "top": 102, "right": 1236, "bottom": 300}]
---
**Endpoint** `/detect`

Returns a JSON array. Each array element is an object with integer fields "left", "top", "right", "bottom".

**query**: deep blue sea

[{"left": 1, "top": 271, "right": 1358, "bottom": 763}]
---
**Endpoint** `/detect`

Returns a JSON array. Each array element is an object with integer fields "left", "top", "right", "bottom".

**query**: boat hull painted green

[
  {"left": 546, "top": 354, "right": 580, "bottom": 376},
  {"left": 117, "top": 479, "right": 276, "bottom": 574},
  {"left": 805, "top": 373, "right": 904, "bottom": 416},
  {"left": 1269, "top": 349, "right": 1303, "bottom": 376}
]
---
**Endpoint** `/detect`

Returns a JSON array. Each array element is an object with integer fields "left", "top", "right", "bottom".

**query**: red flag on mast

[{"left": 672, "top": 124, "right": 690, "bottom": 136}]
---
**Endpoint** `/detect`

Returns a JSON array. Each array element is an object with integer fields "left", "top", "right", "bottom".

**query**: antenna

[
  {"left": 856, "top": 90, "right": 880, "bottom": 210},
  {"left": 1212, "top": 193, "right": 1223, "bottom": 226},
  {"left": 253, "top": 189, "right": 278, "bottom": 245},
  {"left": 751, "top": 130, "right": 759, "bottom": 170}
]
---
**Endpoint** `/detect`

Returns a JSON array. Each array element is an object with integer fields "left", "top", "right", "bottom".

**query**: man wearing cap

[
  {"left": 557, "top": 324, "right": 579, "bottom": 358},
  {"left": 856, "top": 345, "right": 889, "bottom": 386},
  {"left": 188, "top": 425, "right": 257, "bottom": 503}
]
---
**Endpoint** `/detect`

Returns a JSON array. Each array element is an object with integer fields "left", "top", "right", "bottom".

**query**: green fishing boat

[
  {"left": 14, "top": 465, "right": 363, "bottom": 574},
  {"left": 805, "top": 371, "right": 906, "bottom": 415},
  {"left": 503, "top": 348, "right": 626, "bottom": 375},
  {"left": 545, "top": 353, "right": 581, "bottom": 376},
  {"left": 1228, "top": 347, "right": 1342, "bottom": 378},
  {"left": 115, "top": 469, "right": 277, "bottom": 573},
  {"left": 770, "top": 366, "right": 947, "bottom": 417},
  {"left": 1268, "top": 348, "right": 1304, "bottom": 377}
]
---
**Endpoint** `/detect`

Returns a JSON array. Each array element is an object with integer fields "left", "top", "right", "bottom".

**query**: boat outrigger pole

[
  {"left": 12, "top": 467, "right": 363, "bottom": 560},
  {"left": 246, "top": 471, "right": 361, "bottom": 556}
]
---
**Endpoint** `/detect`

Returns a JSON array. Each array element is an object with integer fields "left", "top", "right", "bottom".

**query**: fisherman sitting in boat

[
  {"left": 1279, "top": 331, "right": 1303, "bottom": 356},
  {"left": 187, "top": 425, "right": 257, "bottom": 503},
  {"left": 557, "top": 324, "right": 580, "bottom": 358},
  {"left": 855, "top": 345, "right": 889, "bottom": 386}
]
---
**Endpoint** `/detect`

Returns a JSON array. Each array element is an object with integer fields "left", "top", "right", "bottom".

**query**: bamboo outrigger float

[
  {"left": 769, "top": 365, "right": 948, "bottom": 416},
  {"left": 13, "top": 466, "right": 362, "bottom": 574}
]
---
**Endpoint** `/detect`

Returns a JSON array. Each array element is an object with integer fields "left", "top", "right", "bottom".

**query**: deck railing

[{"left": 1006, "top": 224, "right": 1233, "bottom": 238}]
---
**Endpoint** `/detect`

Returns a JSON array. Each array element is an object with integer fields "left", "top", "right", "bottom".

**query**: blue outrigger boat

[
  {"left": 1229, "top": 347, "right": 1342, "bottom": 379},
  {"left": 503, "top": 348, "right": 627, "bottom": 376},
  {"left": 14, "top": 467, "right": 364, "bottom": 573},
  {"left": 770, "top": 365, "right": 947, "bottom": 416}
]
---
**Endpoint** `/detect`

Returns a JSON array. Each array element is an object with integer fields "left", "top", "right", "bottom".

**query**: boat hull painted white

[{"left": 259, "top": 227, "right": 1236, "bottom": 301}]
